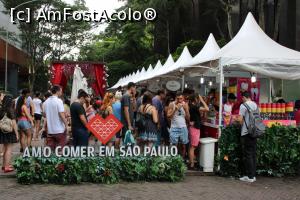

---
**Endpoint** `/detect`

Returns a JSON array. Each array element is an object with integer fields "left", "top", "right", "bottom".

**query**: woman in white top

[{"left": 32, "top": 92, "right": 43, "bottom": 141}]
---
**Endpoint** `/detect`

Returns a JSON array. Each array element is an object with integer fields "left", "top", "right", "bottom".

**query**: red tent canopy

[{"left": 50, "top": 61, "right": 107, "bottom": 98}]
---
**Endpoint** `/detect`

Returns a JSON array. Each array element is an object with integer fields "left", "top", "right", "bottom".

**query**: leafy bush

[
  {"left": 14, "top": 155, "right": 186, "bottom": 185},
  {"left": 217, "top": 125, "right": 300, "bottom": 177},
  {"left": 217, "top": 124, "right": 243, "bottom": 177},
  {"left": 115, "top": 156, "right": 148, "bottom": 181},
  {"left": 256, "top": 126, "right": 300, "bottom": 176},
  {"left": 147, "top": 156, "right": 186, "bottom": 182}
]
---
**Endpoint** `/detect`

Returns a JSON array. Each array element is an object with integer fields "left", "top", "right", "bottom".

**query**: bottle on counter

[
  {"left": 266, "top": 103, "right": 272, "bottom": 120},
  {"left": 286, "top": 102, "right": 294, "bottom": 120},
  {"left": 260, "top": 103, "right": 267, "bottom": 120}
]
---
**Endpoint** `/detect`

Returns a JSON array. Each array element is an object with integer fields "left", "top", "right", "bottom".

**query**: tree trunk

[
  {"left": 273, "top": 0, "right": 282, "bottom": 41},
  {"left": 220, "top": 0, "right": 234, "bottom": 39},
  {"left": 166, "top": 20, "right": 170, "bottom": 54},
  {"left": 227, "top": 6, "right": 234, "bottom": 39},
  {"left": 258, "top": 0, "right": 265, "bottom": 30},
  {"left": 28, "top": 60, "right": 36, "bottom": 92},
  {"left": 191, "top": 0, "right": 200, "bottom": 38},
  {"left": 214, "top": 11, "right": 225, "bottom": 38}
]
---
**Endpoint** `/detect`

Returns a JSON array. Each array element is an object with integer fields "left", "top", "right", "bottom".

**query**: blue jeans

[{"left": 72, "top": 128, "right": 89, "bottom": 147}]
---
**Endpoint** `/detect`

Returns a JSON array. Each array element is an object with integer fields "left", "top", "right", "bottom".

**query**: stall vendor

[
  {"left": 207, "top": 89, "right": 220, "bottom": 111},
  {"left": 223, "top": 93, "right": 237, "bottom": 126}
]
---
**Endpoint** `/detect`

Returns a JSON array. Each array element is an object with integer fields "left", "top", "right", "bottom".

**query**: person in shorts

[
  {"left": 43, "top": 85, "right": 68, "bottom": 151},
  {"left": 167, "top": 92, "right": 190, "bottom": 158},
  {"left": 188, "top": 94, "right": 209, "bottom": 169},
  {"left": 33, "top": 92, "right": 43, "bottom": 140},
  {"left": 16, "top": 96, "right": 34, "bottom": 152}
]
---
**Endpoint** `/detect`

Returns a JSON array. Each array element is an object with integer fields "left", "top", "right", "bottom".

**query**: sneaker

[
  {"left": 239, "top": 176, "right": 256, "bottom": 183},
  {"left": 239, "top": 176, "right": 249, "bottom": 181}
]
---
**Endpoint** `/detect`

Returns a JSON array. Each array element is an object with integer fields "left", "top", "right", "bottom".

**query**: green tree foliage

[
  {"left": 79, "top": 0, "right": 214, "bottom": 86},
  {"left": 86, "top": 0, "right": 285, "bottom": 87},
  {"left": 1, "top": 0, "right": 91, "bottom": 92}
]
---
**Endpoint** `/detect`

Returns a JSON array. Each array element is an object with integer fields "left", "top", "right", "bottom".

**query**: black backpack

[
  {"left": 136, "top": 104, "right": 151, "bottom": 132},
  {"left": 243, "top": 103, "right": 266, "bottom": 138}
]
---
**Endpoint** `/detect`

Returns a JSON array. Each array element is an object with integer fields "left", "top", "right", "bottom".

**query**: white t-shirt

[
  {"left": 44, "top": 96, "right": 65, "bottom": 134},
  {"left": 239, "top": 101, "right": 258, "bottom": 136},
  {"left": 33, "top": 98, "right": 42, "bottom": 115}
]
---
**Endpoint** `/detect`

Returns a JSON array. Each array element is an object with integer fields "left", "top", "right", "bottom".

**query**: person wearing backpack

[
  {"left": 238, "top": 91, "right": 259, "bottom": 183},
  {"left": 0, "top": 95, "right": 18, "bottom": 173}
]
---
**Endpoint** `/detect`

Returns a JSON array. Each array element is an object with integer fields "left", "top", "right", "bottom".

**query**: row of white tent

[
  {"left": 111, "top": 12, "right": 300, "bottom": 90},
  {"left": 111, "top": 33, "right": 218, "bottom": 89}
]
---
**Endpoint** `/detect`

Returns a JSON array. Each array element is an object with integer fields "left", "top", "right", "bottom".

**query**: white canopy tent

[
  {"left": 139, "top": 64, "right": 154, "bottom": 82},
  {"left": 183, "top": 33, "right": 220, "bottom": 73},
  {"left": 153, "top": 60, "right": 163, "bottom": 72},
  {"left": 214, "top": 12, "right": 300, "bottom": 131},
  {"left": 136, "top": 47, "right": 193, "bottom": 90},
  {"left": 159, "top": 46, "right": 193, "bottom": 77},
  {"left": 152, "top": 54, "right": 175, "bottom": 78},
  {"left": 158, "top": 34, "right": 221, "bottom": 78},
  {"left": 214, "top": 12, "right": 300, "bottom": 80}
]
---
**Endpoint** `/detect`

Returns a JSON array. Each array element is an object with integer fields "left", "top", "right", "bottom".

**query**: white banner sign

[{"left": 166, "top": 81, "right": 181, "bottom": 91}]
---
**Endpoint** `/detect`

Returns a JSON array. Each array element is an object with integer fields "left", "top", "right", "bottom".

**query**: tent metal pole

[
  {"left": 269, "top": 78, "right": 272, "bottom": 102},
  {"left": 281, "top": 79, "right": 283, "bottom": 98},
  {"left": 182, "top": 74, "right": 184, "bottom": 91},
  {"left": 218, "top": 64, "right": 223, "bottom": 137}
]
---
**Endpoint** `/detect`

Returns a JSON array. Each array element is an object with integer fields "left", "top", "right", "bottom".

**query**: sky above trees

[{"left": 63, "top": 0, "right": 125, "bottom": 33}]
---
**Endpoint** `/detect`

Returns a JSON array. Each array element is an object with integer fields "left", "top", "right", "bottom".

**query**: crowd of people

[
  {"left": 0, "top": 81, "right": 277, "bottom": 184},
  {"left": 0, "top": 82, "right": 212, "bottom": 172}
]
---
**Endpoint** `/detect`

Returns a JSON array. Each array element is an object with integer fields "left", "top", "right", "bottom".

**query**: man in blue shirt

[{"left": 113, "top": 91, "right": 122, "bottom": 148}]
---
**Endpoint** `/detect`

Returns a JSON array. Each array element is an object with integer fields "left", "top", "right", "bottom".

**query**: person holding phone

[
  {"left": 167, "top": 92, "right": 190, "bottom": 158},
  {"left": 188, "top": 94, "right": 209, "bottom": 169}
]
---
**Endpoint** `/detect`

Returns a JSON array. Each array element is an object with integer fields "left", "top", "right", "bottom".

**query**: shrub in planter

[
  {"left": 256, "top": 126, "right": 300, "bottom": 176},
  {"left": 53, "top": 159, "right": 83, "bottom": 184},
  {"left": 96, "top": 157, "right": 120, "bottom": 184},
  {"left": 115, "top": 156, "right": 148, "bottom": 181},
  {"left": 217, "top": 125, "right": 300, "bottom": 177},
  {"left": 13, "top": 155, "right": 186, "bottom": 184},
  {"left": 217, "top": 124, "right": 243, "bottom": 177},
  {"left": 147, "top": 156, "right": 186, "bottom": 182}
]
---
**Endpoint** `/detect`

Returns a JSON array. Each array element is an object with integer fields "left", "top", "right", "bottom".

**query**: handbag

[
  {"left": 0, "top": 113, "right": 13, "bottom": 133},
  {"left": 136, "top": 104, "right": 150, "bottom": 132},
  {"left": 123, "top": 130, "right": 136, "bottom": 146}
]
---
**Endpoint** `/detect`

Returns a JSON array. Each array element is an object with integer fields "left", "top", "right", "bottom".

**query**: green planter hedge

[
  {"left": 217, "top": 124, "right": 300, "bottom": 177},
  {"left": 13, "top": 155, "right": 186, "bottom": 184}
]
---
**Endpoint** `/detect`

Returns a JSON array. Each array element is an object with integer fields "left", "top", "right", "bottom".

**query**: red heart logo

[{"left": 86, "top": 114, "right": 123, "bottom": 145}]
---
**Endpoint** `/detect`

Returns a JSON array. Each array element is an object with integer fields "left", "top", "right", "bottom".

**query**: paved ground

[
  {"left": 0, "top": 175, "right": 299, "bottom": 200},
  {"left": 1, "top": 141, "right": 300, "bottom": 200}
]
